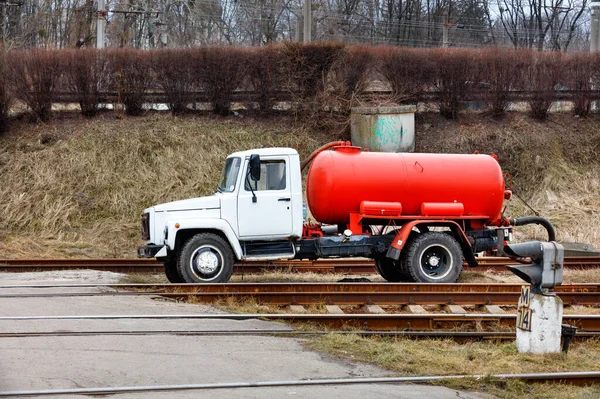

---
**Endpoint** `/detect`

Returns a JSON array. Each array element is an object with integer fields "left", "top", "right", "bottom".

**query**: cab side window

[{"left": 245, "top": 160, "right": 286, "bottom": 191}]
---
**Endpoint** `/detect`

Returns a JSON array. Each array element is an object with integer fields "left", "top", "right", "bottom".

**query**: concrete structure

[
  {"left": 350, "top": 106, "right": 416, "bottom": 153},
  {"left": 516, "top": 294, "right": 564, "bottom": 354}
]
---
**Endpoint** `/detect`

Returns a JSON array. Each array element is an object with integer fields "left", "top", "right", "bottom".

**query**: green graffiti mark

[{"left": 375, "top": 116, "right": 405, "bottom": 147}]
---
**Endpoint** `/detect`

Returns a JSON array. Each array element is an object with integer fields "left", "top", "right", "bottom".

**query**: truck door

[{"left": 237, "top": 156, "right": 294, "bottom": 238}]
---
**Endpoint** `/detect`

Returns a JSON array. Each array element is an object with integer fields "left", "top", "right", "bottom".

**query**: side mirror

[{"left": 249, "top": 154, "right": 261, "bottom": 181}]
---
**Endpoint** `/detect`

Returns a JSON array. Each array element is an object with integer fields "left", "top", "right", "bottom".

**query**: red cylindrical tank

[{"left": 306, "top": 145, "right": 505, "bottom": 226}]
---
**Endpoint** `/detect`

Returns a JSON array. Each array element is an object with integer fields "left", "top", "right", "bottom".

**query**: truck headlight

[{"left": 141, "top": 213, "right": 150, "bottom": 240}]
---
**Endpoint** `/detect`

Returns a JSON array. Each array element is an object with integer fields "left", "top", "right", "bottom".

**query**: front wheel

[
  {"left": 177, "top": 233, "right": 234, "bottom": 283},
  {"left": 164, "top": 257, "right": 185, "bottom": 283},
  {"left": 400, "top": 232, "right": 463, "bottom": 283}
]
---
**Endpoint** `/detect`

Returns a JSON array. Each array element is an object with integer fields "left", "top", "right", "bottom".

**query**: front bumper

[{"left": 137, "top": 245, "right": 165, "bottom": 258}]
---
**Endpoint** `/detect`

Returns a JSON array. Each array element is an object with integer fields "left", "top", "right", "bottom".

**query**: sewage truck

[{"left": 138, "top": 142, "right": 555, "bottom": 283}]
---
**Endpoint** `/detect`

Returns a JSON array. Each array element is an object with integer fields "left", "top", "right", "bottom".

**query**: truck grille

[{"left": 141, "top": 213, "right": 150, "bottom": 240}]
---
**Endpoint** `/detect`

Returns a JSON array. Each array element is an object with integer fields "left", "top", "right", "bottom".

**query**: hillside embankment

[{"left": 0, "top": 111, "right": 598, "bottom": 258}]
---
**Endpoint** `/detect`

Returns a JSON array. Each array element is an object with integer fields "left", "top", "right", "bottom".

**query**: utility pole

[
  {"left": 295, "top": 11, "right": 303, "bottom": 42},
  {"left": 97, "top": 0, "right": 105, "bottom": 48},
  {"left": 591, "top": 1, "right": 600, "bottom": 52},
  {"left": 303, "top": 0, "right": 311, "bottom": 43},
  {"left": 442, "top": 9, "right": 449, "bottom": 48}
]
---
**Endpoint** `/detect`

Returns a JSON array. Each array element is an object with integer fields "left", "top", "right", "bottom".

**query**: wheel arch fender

[
  {"left": 165, "top": 219, "right": 243, "bottom": 260},
  {"left": 386, "top": 220, "right": 478, "bottom": 267}
]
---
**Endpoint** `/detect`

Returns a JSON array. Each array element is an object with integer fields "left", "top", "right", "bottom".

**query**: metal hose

[
  {"left": 300, "top": 141, "right": 347, "bottom": 171},
  {"left": 510, "top": 216, "right": 556, "bottom": 242}
]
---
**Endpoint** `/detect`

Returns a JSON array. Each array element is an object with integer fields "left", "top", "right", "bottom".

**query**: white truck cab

[{"left": 138, "top": 147, "right": 304, "bottom": 283}]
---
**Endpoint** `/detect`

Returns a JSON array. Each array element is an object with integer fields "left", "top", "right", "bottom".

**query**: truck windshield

[{"left": 218, "top": 157, "right": 241, "bottom": 192}]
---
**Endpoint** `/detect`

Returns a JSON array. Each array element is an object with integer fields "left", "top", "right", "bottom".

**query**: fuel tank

[{"left": 306, "top": 145, "right": 505, "bottom": 225}]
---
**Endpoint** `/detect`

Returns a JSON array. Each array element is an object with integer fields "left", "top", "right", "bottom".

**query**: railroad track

[
  {"left": 1, "top": 328, "right": 598, "bottom": 343},
  {"left": 2, "top": 371, "right": 599, "bottom": 397},
  {"left": 1, "top": 256, "right": 600, "bottom": 274},
  {"left": 2, "top": 312, "right": 600, "bottom": 332},
  {"left": 2, "top": 282, "right": 600, "bottom": 306},
  {"left": 5, "top": 281, "right": 599, "bottom": 305}
]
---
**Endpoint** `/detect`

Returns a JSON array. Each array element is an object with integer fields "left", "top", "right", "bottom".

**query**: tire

[
  {"left": 164, "top": 257, "right": 185, "bottom": 283},
  {"left": 374, "top": 256, "right": 406, "bottom": 282},
  {"left": 400, "top": 231, "right": 463, "bottom": 283},
  {"left": 177, "top": 233, "right": 234, "bottom": 283}
]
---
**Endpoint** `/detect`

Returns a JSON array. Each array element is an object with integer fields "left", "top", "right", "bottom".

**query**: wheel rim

[
  {"left": 189, "top": 245, "right": 223, "bottom": 281},
  {"left": 418, "top": 244, "right": 453, "bottom": 280}
]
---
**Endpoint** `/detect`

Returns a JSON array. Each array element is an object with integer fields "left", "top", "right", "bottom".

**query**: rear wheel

[
  {"left": 177, "top": 233, "right": 234, "bottom": 283},
  {"left": 400, "top": 232, "right": 463, "bottom": 283}
]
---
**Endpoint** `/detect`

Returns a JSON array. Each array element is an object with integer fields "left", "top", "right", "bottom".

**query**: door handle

[{"left": 278, "top": 197, "right": 291, "bottom": 202}]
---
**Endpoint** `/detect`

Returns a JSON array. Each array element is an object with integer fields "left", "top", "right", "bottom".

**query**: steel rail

[
  {"left": 1, "top": 282, "right": 597, "bottom": 292},
  {"left": 1, "top": 291, "right": 596, "bottom": 306},
  {"left": 1, "top": 256, "right": 599, "bottom": 274},
  {"left": 1, "top": 329, "right": 598, "bottom": 342},
  {"left": 1, "top": 371, "right": 599, "bottom": 397},
  {"left": 1, "top": 313, "right": 598, "bottom": 331},
  {"left": 0, "top": 283, "right": 600, "bottom": 306}
]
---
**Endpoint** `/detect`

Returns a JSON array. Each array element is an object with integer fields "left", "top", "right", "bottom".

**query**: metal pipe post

[
  {"left": 303, "top": 0, "right": 311, "bottom": 43},
  {"left": 97, "top": 0, "right": 105, "bottom": 49},
  {"left": 442, "top": 9, "right": 449, "bottom": 48}
]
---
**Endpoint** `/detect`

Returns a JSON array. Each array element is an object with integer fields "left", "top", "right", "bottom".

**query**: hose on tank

[
  {"left": 510, "top": 216, "right": 556, "bottom": 242},
  {"left": 301, "top": 141, "right": 347, "bottom": 172}
]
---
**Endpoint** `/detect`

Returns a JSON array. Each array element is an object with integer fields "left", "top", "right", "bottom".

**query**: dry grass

[
  {"left": 119, "top": 273, "right": 168, "bottom": 284},
  {"left": 0, "top": 113, "right": 334, "bottom": 258},
  {"left": 0, "top": 111, "right": 598, "bottom": 260},
  {"left": 309, "top": 335, "right": 600, "bottom": 399},
  {"left": 213, "top": 296, "right": 330, "bottom": 315}
]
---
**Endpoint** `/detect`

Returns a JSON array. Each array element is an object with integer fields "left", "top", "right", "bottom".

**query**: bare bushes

[
  {"left": 152, "top": 49, "right": 195, "bottom": 115},
  {"left": 329, "top": 45, "right": 373, "bottom": 113},
  {"left": 377, "top": 47, "right": 433, "bottom": 104},
  {"left": 563, "top": 52, "right": 600, "bottom": 117},
  {"left": 63, "top": 49, "right": 108, "bottom": 117},
  {"left": 2, "top": 46, "right": 600, "bottom": 124},
  {"left": 108, "top": 49, "right": 154, "bottom": 116},
  {"left": 430, "top": 49, "right": 480, "bottom": 119},
  {"left": 8, "top": 49, "right": 61, "bottom": 121},
  {"left": 0, "top": 53, "right": 10, "bottom": 133},
  {"left": 282, "top": 42, "right": 345, "bottom": 126},
  {"left": 519, "top": 51, "right": 563, "bottom": 121},
  {"left": 284, "top": 42, "right": 345, "bottom": 99},
  {"left": 245, "top": 45, "right": 286, "bottom": 113},
  {"left": 478, "top": 49, "right": 520, "bottom": 118},
  {"left": 193, "top": 46, "right": 248, "bottom": 116}
]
